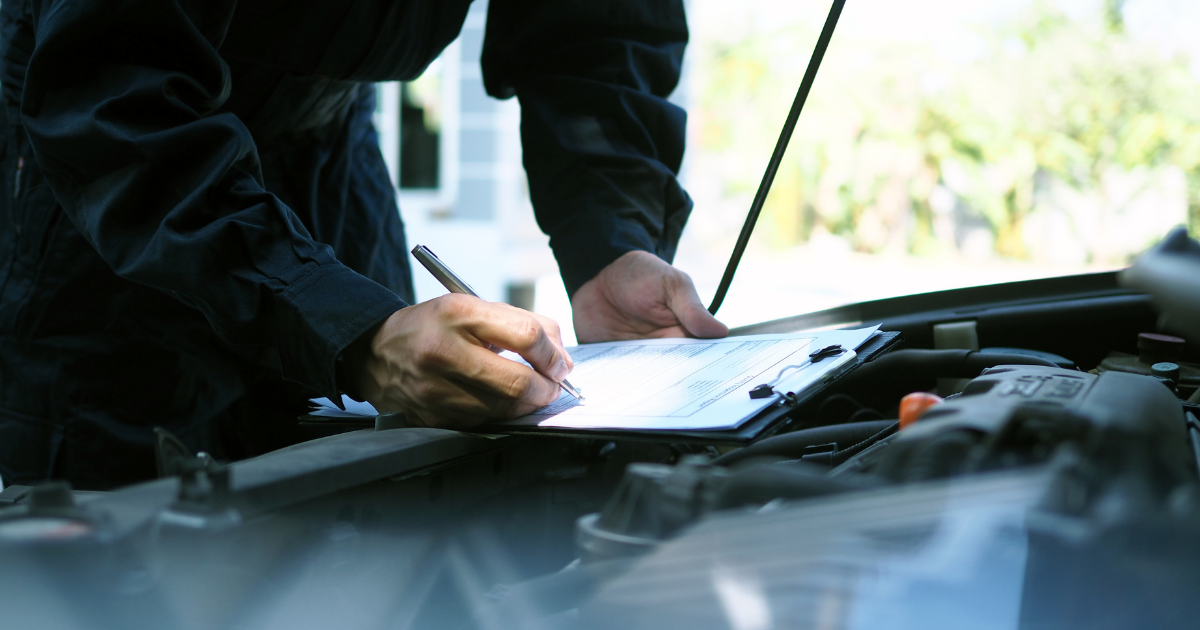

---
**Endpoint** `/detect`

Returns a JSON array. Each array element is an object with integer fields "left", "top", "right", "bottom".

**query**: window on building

[{"left": 399, "top": 73, "right": 442, "bottom": 190}]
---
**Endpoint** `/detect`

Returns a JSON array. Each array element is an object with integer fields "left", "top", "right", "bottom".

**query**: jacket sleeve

[
  {"left": 21, "top": 0, "right": 406, "bottom": 399},
  {"left": 481, "top": 0, "right": 692, "bottom": 297}
]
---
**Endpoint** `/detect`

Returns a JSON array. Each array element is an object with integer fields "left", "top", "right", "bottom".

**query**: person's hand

[
  {"left": 350, "top": 294, "right": 573, "bottom": 429},
  {"left": 572, "top": 251, "right": 729, "bottom": 343}
]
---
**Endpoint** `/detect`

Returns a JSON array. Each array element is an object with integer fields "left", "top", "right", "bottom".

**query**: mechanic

[{"left": 0, "top": 0, "right": 728, "bottom": 490}]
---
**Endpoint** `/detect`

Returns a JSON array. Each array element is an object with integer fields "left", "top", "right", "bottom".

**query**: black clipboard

[
  {"left": 300, "top": 331, "right": 902, "bottom": 446},
  {"left": 487, "top": 330, "right": 901, "bottom": 445}
]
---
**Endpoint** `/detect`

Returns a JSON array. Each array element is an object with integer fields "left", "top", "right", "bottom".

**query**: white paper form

[{"left": 494, "top": 327, "right": 879, "bottom": 432}]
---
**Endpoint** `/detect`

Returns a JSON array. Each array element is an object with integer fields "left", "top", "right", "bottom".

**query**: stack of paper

[{"left": 496, "top": 327, "right": 877, "bottom": 431}]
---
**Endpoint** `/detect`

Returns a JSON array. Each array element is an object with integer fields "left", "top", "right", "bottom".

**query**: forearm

[{"left": 482, "top": 0, "right": 693, "bottom": 296}]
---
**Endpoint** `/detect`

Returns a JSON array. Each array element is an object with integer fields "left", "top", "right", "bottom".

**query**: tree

[{"left": 695, "top": 1, "right": 1200, "bottom": 264}]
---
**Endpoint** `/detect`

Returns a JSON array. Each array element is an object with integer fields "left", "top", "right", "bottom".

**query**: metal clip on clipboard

[{"left": 748, "top": 344, "right": 847, "bottom": 400}]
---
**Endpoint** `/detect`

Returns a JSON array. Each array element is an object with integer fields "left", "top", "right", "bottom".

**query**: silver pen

[{"left": 411, "top": 245, "right": 584, "bottom": 402}]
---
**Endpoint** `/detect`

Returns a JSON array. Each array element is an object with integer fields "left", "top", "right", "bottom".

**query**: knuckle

[
  {"left": 677, "top": 271, "right": 696, "bottom": 290},
  {"left": 503, "top": 371, "right": 531, "bottom": 399},
  {"left": 436, "top": 293, "right": 473, "bottom": 318},
  {"left": 441, "top": 292, "right": 468, "bottom": 307},
  {"left": 517, "top": 320, "right": 544, "bottom": 349},
  {"left": 664, "top": 268, "right": 686, "bottom": 290}
]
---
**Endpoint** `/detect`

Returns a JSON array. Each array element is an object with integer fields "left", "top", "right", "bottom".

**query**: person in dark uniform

[{"left": 0, "top": 0, "right": 727, "bottom": 490}]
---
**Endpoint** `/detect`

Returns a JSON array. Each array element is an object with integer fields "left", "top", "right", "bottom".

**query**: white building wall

[{"left": 373, "top": 0, "right": 560, "bottom": 310}]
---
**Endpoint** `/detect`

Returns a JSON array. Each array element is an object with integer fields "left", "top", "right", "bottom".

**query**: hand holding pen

[
  {"left": 412, "top": 245, "right": 583, "bottom": 402},
  {"left": 345, "top": 248, "right": 578, "bottom": 429}
]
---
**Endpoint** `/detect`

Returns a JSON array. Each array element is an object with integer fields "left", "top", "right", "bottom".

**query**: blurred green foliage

[{"left": 698, "top": 1, "right": 1200, "bottom": 263}]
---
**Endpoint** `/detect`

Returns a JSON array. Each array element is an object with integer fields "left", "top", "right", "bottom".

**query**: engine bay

[{"left": 3, "top": 268, "right": 1200, "bottom": 629}]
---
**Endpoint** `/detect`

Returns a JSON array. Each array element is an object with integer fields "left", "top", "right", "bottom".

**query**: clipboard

[
  {"left": 488, "top": 330, "right": 901, "bottom": 445},
  {"left": 299, "top": 330, "right": 902, "bottom": 446}
]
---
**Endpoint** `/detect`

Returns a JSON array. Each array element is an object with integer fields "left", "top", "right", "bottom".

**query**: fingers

[
  {"left": 667, "top": 272, "right": 730, "bottom": 339},
  {"left": 358, "top": 296, "right": 572, "bottom": 430},
  {"left": 571, "top": 250, "right": 729, "bottom": 342},
  {"left": 380, "top": 363, "right": 558, "bottom": 427},
  {"left": 454, "top": 342, "right": 562, "bottom": 404},
  {"left": 530, "top": 311, "right": 573, "bottom": 370},
  {"left": 451, "top": 298, "right": 572, "bottom": 381}
]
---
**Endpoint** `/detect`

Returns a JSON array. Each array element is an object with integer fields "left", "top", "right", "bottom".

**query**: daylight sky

[{"left": 693, "top": 0, "right": 1200, "bottom": 77}]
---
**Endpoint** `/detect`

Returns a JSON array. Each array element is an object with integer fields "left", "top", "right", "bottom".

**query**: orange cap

[{"left": 899, "top": 392, "right": 943, "bottom": 429}]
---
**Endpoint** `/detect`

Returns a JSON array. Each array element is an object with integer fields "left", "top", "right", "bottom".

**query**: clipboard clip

[
  {"left": 749, "top": 344, "right": 846, "bottom": 400},
  {"left": 808, "top": 344, "right": 846, "bottom": 362},
  {"left": 748, "top": 384, "right": 777, "bottom": 400}
]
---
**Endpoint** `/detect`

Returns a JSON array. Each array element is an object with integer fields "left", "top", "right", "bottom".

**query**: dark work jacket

[{"left": 0, "top": 0, "right": 692, "bottom": 489}]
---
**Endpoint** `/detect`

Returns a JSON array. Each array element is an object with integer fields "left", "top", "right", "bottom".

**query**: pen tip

[{"left": 561, "top": 380, "right": 584, "bottom": 403}]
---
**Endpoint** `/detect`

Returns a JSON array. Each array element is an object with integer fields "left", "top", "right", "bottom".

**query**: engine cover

[{"left": 880, "top": 366, "right": 1193, "bottom": 488}]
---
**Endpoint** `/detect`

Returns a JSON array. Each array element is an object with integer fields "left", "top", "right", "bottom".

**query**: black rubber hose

[
  {"left": 710, "top": 420, "right": 896, "bottom": 467},
  {"left": 712, "top": 465, "right": 860, "bottom": 510},
  {"left": 827, "top": 421, "right": 899, "bottom": 467},
  {"left": 849, "top": 349, "right": 1060, "bottom": 383}
]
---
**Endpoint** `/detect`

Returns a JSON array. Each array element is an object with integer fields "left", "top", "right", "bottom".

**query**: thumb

[{"left": 668, "top": 274, "right": 729, "bottom": 339}]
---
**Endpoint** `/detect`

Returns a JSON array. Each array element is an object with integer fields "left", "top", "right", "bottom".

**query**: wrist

[{"left": 336, "top": 317, "right": 387, "bottom": 401}]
